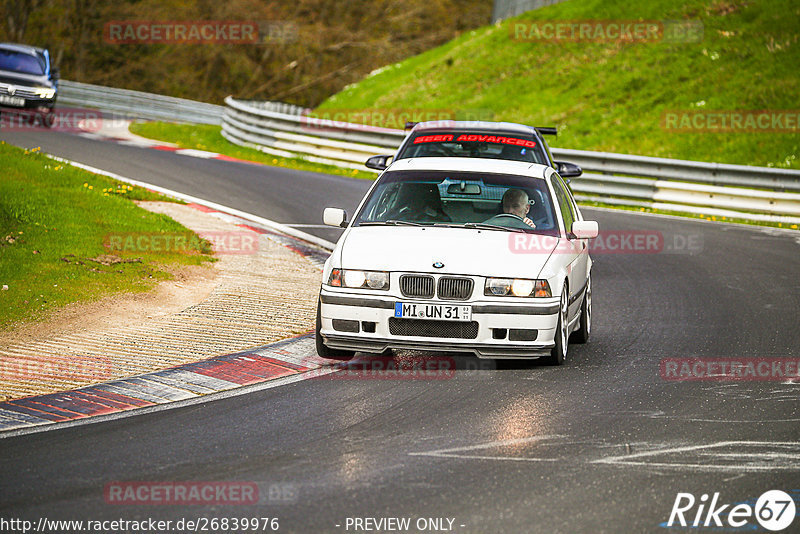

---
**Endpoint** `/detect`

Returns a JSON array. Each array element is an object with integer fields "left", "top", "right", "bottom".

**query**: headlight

[
  {"left": 35, "top": 88, "right": 55, "bottom": 99},
  {"left": 484, "top": 278, "right": 551, "bottom": 297},
  {"left": 328, "top": 269, "right": 389, "bottom": 290}
]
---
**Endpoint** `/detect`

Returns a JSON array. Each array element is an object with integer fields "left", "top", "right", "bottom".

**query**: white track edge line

[
  {"left": 46, "top": 154, "right": 337, "bottom": 251},
  {"left": 581, "top": 205, "right": 800, "bottom": 235}
]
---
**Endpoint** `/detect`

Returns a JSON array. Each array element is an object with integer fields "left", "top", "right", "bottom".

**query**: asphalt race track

[{"left": 1, "top": 127, "right": 799, "bottom": 533}]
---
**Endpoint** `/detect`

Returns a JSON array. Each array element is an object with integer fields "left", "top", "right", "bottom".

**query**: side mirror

[
  {"left": 556, "top": 161, "right": 582, "bottom": 178},
  {"left": 571, "top": 220, "right": 598, "bottom": 239},
  {"left": 50, "top": 67, "right": 60, "bottom": 80},
  {"left": 323, "top": 207, "right": 348, "bottom": 228},
  {"left": 365, "top": 154, "right": 392, "bottom": 171}
]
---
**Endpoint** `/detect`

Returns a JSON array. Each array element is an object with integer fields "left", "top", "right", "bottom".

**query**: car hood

[
  {"left": 339, "top": 226, "right": 559, "bottom": 279},
  {"left": 0, "top": 70, "right": 52, "bottom": 88}
]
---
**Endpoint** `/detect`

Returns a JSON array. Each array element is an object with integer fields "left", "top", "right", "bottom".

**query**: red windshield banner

[{"left": 413, "top": 134, "right": 536, "bottom": 147}]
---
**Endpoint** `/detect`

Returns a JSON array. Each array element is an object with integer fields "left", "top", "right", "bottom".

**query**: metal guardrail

[
  {"left": 56, "top": 82, "right": 799, "bottom": 224},
  {"left": 58, "top": 80, "right": 224, "bottom": 125},
  {"left": 222, "top": 96, "right": 403, "bottom": 170},
  {"left": 222, "top": 97, "right": 800, "bottom": 224},
  {"left": 492, "top": 0, "right": 568, "bottom": 23},
  {"left": 553, "top": 148, "right": 800, "bottom": 192}
]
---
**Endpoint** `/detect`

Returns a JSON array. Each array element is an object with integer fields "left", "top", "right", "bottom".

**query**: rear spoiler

[{"left": 405, "top": 121, "right": 556, "bottom": 135}]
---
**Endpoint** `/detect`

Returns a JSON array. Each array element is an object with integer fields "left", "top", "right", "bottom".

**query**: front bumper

[
  {"left": 319, "top": 289, "right": 559, "bottom": 359},
  {"left": 0, "top": 95, "right": 56, "bottom": 113}
]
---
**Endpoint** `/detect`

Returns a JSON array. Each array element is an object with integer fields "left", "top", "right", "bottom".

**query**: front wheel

[
  {"left": 315, "top": 300, "right": 355, "bottom": 361},
  {"left": 571, "top": 275, "right": 591, "bottom": 344},
  {"left": 545, "top": 287, "right": 568, "bottom": 365}
]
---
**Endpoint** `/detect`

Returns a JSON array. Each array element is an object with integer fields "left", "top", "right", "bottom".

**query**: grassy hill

[
  {"left": 5, "top": 0, "right": 489, "bottom": 107},
  {"left": 315, "top": 0, "right": 799, "bottom": 168}
]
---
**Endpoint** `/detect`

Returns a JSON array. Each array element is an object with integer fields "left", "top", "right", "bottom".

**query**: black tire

[
  {"left": 571, "top": 275, "right": 591, "bottom": 344},
  {"left": 545, "top": 286, "right": 568, "bottom": 365},
  {"left": 315, "top": 300, "right": 355, "bottom": 361}
]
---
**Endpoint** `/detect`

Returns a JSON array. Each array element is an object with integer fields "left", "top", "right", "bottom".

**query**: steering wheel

[
  {"left": 484, "top": 213, "right": 537, "bottom": 230},
  {"left": 490, "top": 213, "right": 526, "bottom": 223},
  {"left": 393, "top": 206, "right": 422, "bottom": 219},
  {"left": 392, "top": 205, "right": 451, "bottom": 222}
]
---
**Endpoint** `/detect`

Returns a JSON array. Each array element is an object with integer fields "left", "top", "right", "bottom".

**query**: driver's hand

[{"left": 523, "top": 216, "right": 536, "bottom": 228}]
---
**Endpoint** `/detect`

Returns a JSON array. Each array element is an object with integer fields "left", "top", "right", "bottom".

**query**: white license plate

[
  {"left": 0, "top": 94, "right": 25, "bottom": 107},
  {"left": 394, "top": 302, "right": 472, "bottom": 321}
]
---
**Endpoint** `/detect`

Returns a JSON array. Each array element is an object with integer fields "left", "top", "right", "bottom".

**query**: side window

[
  {"left": 558, "top": 174, "right": 581, "bottom": 222},
  {"left": 540, "top": 137, "right": 556, "bottom": 168},
  {"left": 550, "top": 174, "right": 575, "bottom": 235}
]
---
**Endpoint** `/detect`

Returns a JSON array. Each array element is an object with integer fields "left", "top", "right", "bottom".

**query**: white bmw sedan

[{"left": 316, "top": 157, "right": 598, "bottom": 365}]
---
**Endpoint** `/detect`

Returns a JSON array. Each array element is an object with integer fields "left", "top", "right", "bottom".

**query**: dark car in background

[
  {"left": 365, "top": 121, "right": 583, "bottom": 179},
  {"left": 0, "top": 43, "right": 59, "bottom": 126}
]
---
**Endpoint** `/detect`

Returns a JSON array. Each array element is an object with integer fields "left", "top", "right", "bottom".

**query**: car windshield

[
  {"left": 353, "top": 170, "right": 559, "bottom": 235},
  {"left": 396, "top": 132, "right": 548, "bottom": 165},
  {"left": 0, "top": 50, "right": 45, "bottom": 75}
]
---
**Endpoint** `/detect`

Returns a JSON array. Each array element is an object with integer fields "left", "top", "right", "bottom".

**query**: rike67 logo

[{"left": 667, "top": 490, "right": 796, "bottom": 531}]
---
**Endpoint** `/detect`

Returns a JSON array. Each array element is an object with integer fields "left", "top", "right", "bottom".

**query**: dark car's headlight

[
  {"left": 485, "top": 278, "right": 551, "bottom": 297},
  {"left": 34, "top": 88, "right": 55, "bottom": 99},
  {"left": 329, "top": 269, "right": 389, "bottom": 290}
]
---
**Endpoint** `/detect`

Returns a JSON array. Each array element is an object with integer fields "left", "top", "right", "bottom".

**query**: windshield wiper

[
  {"left": 386, "top": 219, "right": 427, "bottom": 226},
  {"left": 461, "top": 223, "right": 525, "bottom": 233},
  {"left": 360, "top": 221, "right": 523, "bottom": 232},
  {"left": 359, "top": 220, "right": 426, "bottom": 227}
]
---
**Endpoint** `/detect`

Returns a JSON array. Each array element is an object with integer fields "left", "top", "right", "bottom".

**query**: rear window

[
  {"left": 0, "top": 50, "right": 45, "bottom": 75},
  {"left": 397, "top": 132, "right": 547, "bottom": 165}
]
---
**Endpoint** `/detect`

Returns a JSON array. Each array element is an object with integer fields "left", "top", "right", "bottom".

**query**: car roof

[
  {"left": 0, "top": 42, "right": 46, "bottom": 56},
  {"left": 410, "top": 120, "right": 537, "bottom": 137},
  {"left": 386, "top": 157, "right": 552, "bottom": 180}
]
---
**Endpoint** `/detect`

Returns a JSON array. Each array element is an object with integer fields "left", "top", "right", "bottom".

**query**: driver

[{"left": 502, "top": 188, "right": 536, "bottom": 228}]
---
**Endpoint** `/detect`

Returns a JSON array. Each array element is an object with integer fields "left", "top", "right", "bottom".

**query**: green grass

[
  {"left": 316, "top": 0, "right": 799, "bottom": 169},
  {"left": 128, "top": 122, "right": 376, "bottom": 180},
  {"left": 0, "top": 142, "right": 215, "bottom": 330}
]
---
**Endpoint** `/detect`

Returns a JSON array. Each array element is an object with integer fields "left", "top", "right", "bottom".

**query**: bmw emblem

[{"left": 433, "top": 261, "right": 444, "bottom": 269}]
